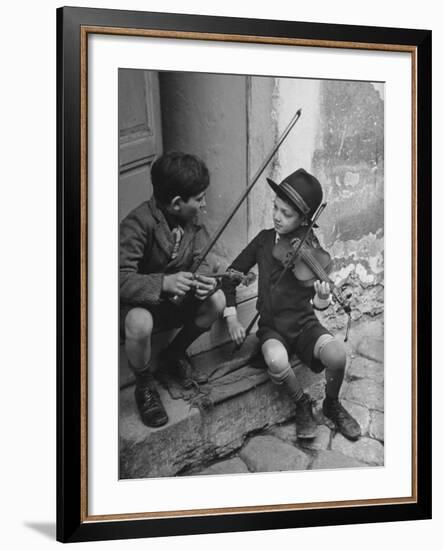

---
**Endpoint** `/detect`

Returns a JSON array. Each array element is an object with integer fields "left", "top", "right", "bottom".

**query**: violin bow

[{"left": 170, "top": 109, "right": 303, "bottom": 305}]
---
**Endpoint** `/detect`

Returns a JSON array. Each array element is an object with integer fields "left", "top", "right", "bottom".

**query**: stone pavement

[
  {"left": 184, "top": 317, "right": 384, "bottom": 476},
  {"left": 120, "top": 314, "right": 384, "bottom": 478}
]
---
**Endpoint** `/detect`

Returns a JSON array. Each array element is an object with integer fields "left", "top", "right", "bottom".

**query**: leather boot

[
  {"left": 323, "top": 396, "right": 361, "bottom": 440},
  {"left": 295, "top": 393, "right": 318, "bottom": 439},
  {"left": 134, "top": 370, "right": 169, "bottom": 428}
]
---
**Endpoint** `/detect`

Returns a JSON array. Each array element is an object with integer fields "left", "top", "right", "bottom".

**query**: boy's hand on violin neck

[
  {"left": 194, "top": 273, "right": 217, "bottom": 300},
  {"left": 162, "top": 271, "right": 195, "bottom": 296},
  {"left": 314, "top": 280, "right": 331, "bottom": 300},
  {"left": 226, "top": 315, "right": 246, "bottom": 346}
]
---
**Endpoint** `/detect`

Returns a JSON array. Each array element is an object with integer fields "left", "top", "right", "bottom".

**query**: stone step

[
  {"left": 119, "top": 336, "right": 325, "bottom": 479},
  {"left": 119, "top": 315, "right": 384, "bottom": 479}
]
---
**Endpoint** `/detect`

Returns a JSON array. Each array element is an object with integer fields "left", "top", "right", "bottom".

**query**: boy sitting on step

[
  {"left": 222, "top": 169, "right": 361, "bottom": 441},
  {"left": 120, "top": 152, "right": 226, "bottom": 428}
]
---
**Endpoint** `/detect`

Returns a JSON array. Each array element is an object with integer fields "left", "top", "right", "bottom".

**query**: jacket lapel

[
  {"left": 148, "top": 199, "right": 174, "bottom": 259},
  {"left": 166, "top": 223, "right": 197, "bottom": 271},
  {"left": 148, "top": 198, "right": 202, "bottom": 271}
]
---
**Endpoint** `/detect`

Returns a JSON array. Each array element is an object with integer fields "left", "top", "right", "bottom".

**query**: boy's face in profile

[
  {"left": 174, "top": 190, "right": 207, "bottom": 224},
  {"left": 273, "top": 196, "right": 303, "bottom": 235}
]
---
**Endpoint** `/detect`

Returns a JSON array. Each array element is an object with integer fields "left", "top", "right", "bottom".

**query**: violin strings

[
  {"left": 298, "top": 247, "right": 347, "bottom": 308},
  {"left": 299, "top": 248, "right": 331, "bottom": 282}
]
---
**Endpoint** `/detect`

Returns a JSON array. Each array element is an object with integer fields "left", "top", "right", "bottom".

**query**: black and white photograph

[
  {"left": 0, "top": 0, "right": 434, "bottom": 547},
  {"left": 53, "top": 4, "right": 431, "bottom": 544},
  {"left": 118, "top": 69, "right": 385, "bottom": 479}
]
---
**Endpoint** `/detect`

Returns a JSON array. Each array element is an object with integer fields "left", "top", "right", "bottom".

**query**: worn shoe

[
  {"left": 159, "top": 350, "right": 208, "bottom": 389},
  {"left": 134, "top": 374, "right": 169, "bottom": 428},
  {"left": 322, "top": 396, "right": 361, "bottom": 440},
  {"left": 295, "top": 393, "right": 318, "bottom": 439}
]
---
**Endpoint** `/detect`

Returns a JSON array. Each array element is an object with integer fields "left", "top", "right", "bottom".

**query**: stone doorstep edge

[{"left": 119, "top": 366, "right": 324, "bottom": 479}]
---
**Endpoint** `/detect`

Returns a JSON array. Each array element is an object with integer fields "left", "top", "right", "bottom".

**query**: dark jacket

[
  {"left": 223, "top": 228, "right": 322, "bottom": 344},
  {"left": 119, "top": 198, "right": 210, "bottom": 307}
]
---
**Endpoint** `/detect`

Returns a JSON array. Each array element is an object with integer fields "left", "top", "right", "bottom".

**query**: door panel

[{"left": 118, "top": 69, "right": 162, "bottom": 222}]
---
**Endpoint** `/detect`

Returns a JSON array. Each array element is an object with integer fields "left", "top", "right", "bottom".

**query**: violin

[
  {"left": 273, "top": 227, "right": 333, "bottom": 288},
  {"left": 271, "top": 205, "right": 353, "bottom": 340},
  {"left": 238, "top": 203, "right": 354, "bottom": 350}
]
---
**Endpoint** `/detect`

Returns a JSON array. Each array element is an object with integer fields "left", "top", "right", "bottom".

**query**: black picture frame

[{"left": 57, "top": 6, "right": 432, "bottom": 543}]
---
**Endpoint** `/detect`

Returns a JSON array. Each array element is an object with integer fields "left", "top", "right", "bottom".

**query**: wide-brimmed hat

[{"left": 267, "top": 168, "right": 323, "bottom": 221}]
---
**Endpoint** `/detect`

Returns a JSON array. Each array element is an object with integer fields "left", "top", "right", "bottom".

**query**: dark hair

[{"left": 151, "top": 151, "right": 210, "bottom": 204}]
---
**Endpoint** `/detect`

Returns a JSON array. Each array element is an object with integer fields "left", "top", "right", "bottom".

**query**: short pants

[
  {"left": 256, "top": 321, "right": 332, "bottom": 373},
  {"left": 120, "top": 294, "right": 203, "bottom": 340}
]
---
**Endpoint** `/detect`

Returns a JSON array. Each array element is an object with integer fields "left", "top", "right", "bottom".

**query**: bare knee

[
  {"left": 206, "top": 289, "right": 226, "bottom": 314},
  {"left": 197, "top": 289, "right": 226, "bottom": 321},
  {"left": 262, "top": 339, "right": 289, "bottom": 376},
  {"left": 124, "top": 308, "right": 153, "bottom": 341},
  {"left": 318, "top": 339, "right": 347, "bottom": 371}
]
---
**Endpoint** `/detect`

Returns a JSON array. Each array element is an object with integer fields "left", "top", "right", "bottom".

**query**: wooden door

[{"left": 118, "top": 69, "right": 162, "bottom": 221}]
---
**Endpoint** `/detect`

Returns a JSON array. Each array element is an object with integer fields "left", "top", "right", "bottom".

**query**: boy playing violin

[{"left": 222, "top": 169, "right": 361, "bottom": 440}]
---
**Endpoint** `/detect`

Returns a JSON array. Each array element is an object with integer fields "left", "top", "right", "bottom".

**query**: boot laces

[
  {"left": 137, "top": 384, "right": 161, "bottom": 410},
  {"left": 328, "top": 399, "right": 350, "bottom": 422}
]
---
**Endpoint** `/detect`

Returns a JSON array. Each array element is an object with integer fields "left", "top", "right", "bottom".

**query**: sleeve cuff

[
  {"left": 223, "top": 306, "right": 237, "bottom": 318},
  {"left": 312, "top": 295, "right": 331, "bottom": 311}
]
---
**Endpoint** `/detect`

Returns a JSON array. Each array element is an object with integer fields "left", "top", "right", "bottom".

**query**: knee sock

[
  {"left": 325, "top": 367, "right": 345, "bottom": 399},
  {"left": 314, "top": 337, "right": 346, "bottom": 400},
  {"left": 168, "top": 320, "right": 209, "bottom": 355},
  {"left": 128, "top": 360, "right": 153, "bottom": 386},
  {"left": 283, "top": 369, "right": 304, "bottom": 402},
  {"left": 269, "top": 365, "right": 303, "bottom": 402}
]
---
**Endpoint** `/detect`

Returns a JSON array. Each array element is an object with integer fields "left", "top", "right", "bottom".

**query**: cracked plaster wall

[{"left": 313, "top": 80, "right": 384, "bottom": 319}]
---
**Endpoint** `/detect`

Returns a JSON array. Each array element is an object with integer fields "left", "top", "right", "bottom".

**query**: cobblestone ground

[{"left": 189, "top": 330, "right": 384, "bottom": 475}]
